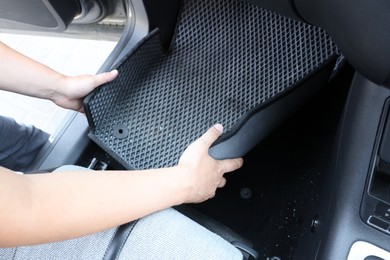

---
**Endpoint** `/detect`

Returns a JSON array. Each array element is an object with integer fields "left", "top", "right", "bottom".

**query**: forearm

[
  {"left": 0, "top": 42, "right": 64, "bottom": 100},
  {"left": 0, "top": 125, "right": 243, "bottom": 247},
  {"left": 0, "top": 167, "right": 189, "bottom": 247}
]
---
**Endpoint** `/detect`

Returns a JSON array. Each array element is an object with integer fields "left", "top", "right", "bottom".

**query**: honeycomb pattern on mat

[{"left": 86, "top": 0, "right": 338, "bottom": 169}]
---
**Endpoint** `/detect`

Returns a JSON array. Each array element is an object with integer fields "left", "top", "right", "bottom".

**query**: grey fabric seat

[
  {"left": 0, "top": 166, "right": 248, "bottom": 260},
  {"left": 0, "top": 208, "right": 243, "bottom": 260}
]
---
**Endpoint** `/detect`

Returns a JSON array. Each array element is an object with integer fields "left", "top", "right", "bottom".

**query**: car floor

[
  {"left": 188, "top": 65, "right": 354, "bottom": 259},
  {"left": 76, "top": 65, "right": 354, "bottom": 259}
]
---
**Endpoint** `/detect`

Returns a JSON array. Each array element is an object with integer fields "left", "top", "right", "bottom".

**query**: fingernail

[{"left": 214, "top": 124, "right": 223, "bottom": 133}]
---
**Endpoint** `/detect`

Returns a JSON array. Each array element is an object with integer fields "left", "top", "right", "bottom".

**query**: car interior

[{"left": 0, "top": 0, "right": 389, "bottom": 259}]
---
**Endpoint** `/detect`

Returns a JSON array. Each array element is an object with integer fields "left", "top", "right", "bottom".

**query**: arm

[
  {"left": 0, "top": 41, "right": 118, "bottom": 112},
  {"left": 0, "top": 125, "right": 243, "bottom": 247}
]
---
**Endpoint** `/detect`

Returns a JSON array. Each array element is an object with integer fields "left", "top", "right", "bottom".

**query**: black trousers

[{"left": 0, "top": 115, "right": 49, "bottom": 171}]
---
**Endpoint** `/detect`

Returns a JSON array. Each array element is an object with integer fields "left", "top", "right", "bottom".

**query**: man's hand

[
  {"left": 177, "top": 124, "right": 243, "bottom": 203},
  {"left": 51, "top": 70, "right": 118, "bottom": 112}
]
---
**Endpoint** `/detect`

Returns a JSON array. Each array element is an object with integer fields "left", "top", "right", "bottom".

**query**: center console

[
  {"left": 295, "top": 73, "right": 390, "bottom": 259},
  {"left": 362, "top": 99, "right": 390, "bottom": 238}
]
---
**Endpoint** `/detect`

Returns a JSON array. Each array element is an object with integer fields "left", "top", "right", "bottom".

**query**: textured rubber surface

[{"left": 85, "top": 0, "right": 338, "bottom": 169}]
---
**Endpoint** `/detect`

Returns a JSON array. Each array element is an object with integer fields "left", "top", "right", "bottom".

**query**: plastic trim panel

[{"left": 348, "top": 241, "right": 390, "bottom": 260}]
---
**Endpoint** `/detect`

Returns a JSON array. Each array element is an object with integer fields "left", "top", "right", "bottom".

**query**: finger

[
  {"left": 209, "top": 192, "right": 216, "bottom": 199},
  {"left": 198, "top": 124, "right": 224, "bottom": 148},
  {"left": 220, "top": 158, "right": 243, "bottom": 173},
  {"left": 93, "top": 70, "right": 119, "bottom": 87},
  {"left": 218, "top": 177, "right": 227, "bottom": 188}
]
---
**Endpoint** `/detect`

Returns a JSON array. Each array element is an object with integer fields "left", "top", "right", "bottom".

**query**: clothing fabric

[
  {"left": 0, "top": 208, "right": 242, "bottom": 260},
  {"left": 0, "top": 165, "right": 243, "bottom": 259},
  {"left": 117, "top": 208, "right": 243, "bottom": 260},
  {"left": 0, "top": 116, "right": 49, "bottom": 171}
]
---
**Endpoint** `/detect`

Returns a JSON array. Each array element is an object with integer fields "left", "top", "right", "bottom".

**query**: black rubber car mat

[{"left": 85, "top": 0, "right": 338, "bottom": 170}]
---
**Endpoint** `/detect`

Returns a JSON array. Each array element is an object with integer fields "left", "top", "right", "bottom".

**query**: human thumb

[
  {"left": 198, "top": 124, "right": 224, "bottom": 148},
  {"left": 93, "top": 70, "right": 119, "bottom": 87}
]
